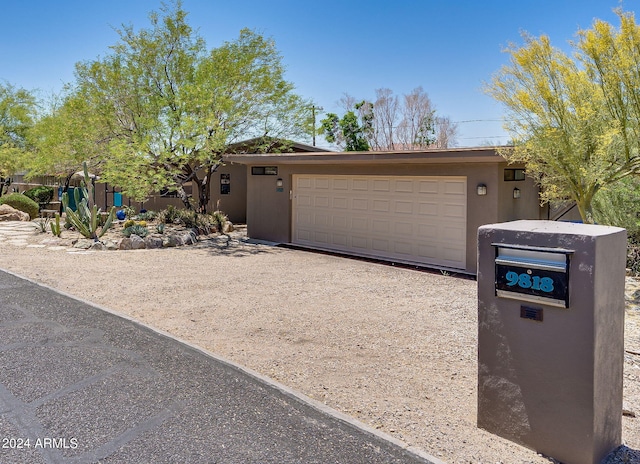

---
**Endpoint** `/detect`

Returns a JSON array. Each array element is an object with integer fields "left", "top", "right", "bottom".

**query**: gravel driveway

[{"left": 0, "top": 227, "right": 638, "bottom": 463}]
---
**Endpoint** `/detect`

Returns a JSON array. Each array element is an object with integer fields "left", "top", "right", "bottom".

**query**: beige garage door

[{"left": 292, "top": 175, "right": 467, "bottom": 269}]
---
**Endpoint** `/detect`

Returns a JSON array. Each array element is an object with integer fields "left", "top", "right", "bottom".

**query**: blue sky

[{"left": 1, "top": 0, "right": 638, "bottom": 148}]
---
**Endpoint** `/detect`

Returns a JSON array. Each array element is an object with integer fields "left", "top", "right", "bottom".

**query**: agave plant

[{"left": 61, "top": 162, "right": 115, "bottom": 240}]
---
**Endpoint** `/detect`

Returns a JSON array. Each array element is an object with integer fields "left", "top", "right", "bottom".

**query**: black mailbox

[{"left": 493, "top": 243, "right": 572, "bottom": 308}]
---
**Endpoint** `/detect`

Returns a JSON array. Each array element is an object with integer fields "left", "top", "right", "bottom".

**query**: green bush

[
  {"left": 23, "top": 186, "right": 54, "bottom": 207},
  {"left": 136, "top": 210, "right": 157, "bottom": 221},
  {"left": 0, "top": 193, "right": 39, "bottom": 219},
  {"left": 123, "top": 224, "right": 149, "bottom": 238}
]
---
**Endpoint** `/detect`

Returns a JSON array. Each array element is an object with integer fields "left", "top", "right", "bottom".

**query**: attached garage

[
  {"left": 292, "top": 175, "right": 467, "bottom": 269},
  {"left": 224, "top": 147, "right": 544, "bottom": 275}
]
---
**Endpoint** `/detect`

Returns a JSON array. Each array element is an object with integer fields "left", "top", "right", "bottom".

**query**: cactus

[
  {"left": 50, "top": 213, "right": 62, "bottom": 237},
  {"left": 62, "top": 162, "right": 115, "bottom": 240}
]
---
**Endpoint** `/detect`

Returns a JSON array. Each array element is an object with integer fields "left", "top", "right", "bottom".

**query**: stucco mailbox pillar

[{"left": 477, "top": 220, "right": 626, "bottom": 464}]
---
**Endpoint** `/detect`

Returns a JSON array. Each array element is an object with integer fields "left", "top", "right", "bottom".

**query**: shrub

[
  {"left": 0, "top": 193, "right": 39, "bottom": 219},
  {"left": 212, "top": 210, "right": 228, "bottom": 234},
  {"left": 159, "top": 205, "right": 182, "bottom": 224},
  {"left": 123, "top": 224, "right": 149, "bottom": 238},
  {"left": 23, "top": 186, "right": 54, "bottom": 207},
  {"left": 136, "top": 210, "right": 157, "bottom": 221},
  {"left": 123, "top": 219, "right": 136, "bottom": 228}
]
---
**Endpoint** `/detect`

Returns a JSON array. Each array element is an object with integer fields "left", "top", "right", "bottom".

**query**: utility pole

[{"left": 311, "top": 105, "right": 323, "bottom": 147}]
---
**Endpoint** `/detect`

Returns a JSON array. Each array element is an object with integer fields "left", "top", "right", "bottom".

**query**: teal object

[
  {"left": 114, "top": 192, "right": 123, "bottom": 207},
  {"left": 65, "top": 187, "right": 85, "bottom": 211}
]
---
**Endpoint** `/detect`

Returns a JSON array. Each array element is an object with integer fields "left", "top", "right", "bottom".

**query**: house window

[
  {"left": 504, "top": 168, "right": 525, "bottom": 181},
  {"left": 252, "top": 166, "right": 278, "bottom": 175},
  {"left": 220, "top": 173, "right": 230, "bottom": 195}
]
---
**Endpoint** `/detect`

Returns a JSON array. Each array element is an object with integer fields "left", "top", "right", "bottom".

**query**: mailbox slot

[{"left": 492, "top": 243, "right": 573, "bottom": 308}]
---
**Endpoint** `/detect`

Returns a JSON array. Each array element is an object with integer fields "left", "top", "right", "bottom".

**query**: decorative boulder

[
  {"left": 130, "top": 234, "right": 146, "bottom": 249},
  {"left": 0, "top": 204, "right": 30, "bottom": 222},
  {"left": 144, "top": 236, "right": 164, "bottom": 249},
  {"left": 119, "top": 238, "right": 133, "bottom": 250}
]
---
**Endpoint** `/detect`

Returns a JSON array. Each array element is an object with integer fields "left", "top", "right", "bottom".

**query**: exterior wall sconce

[
  {"left": 276, "top": 178, "right": 283, "bottom": 188},
  {"left": 513, "top": 187, "right": 521, "bottom": 199},
  {"left": 477, "top": 184, "right": 487, "bottom": 196}
]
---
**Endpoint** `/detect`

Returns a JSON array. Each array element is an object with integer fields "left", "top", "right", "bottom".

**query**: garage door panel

[
  {"left": 333, "top": 215, "right": 348, "bottom": 229},
  {"left": 352, "top": 179, "right": 368, "bottom": 190},
  {"left": 394, "top": 201, "right": 413, "bottom": 214},
  {"left": 293, "top": 175, "right": 466, "bottom": 269},
  {"left": 316, "top": 178, "right": 330, "bottom": 189},
  {"left": 417, "top": 202, "right": 438, "bottom": 216},
  {"left": 443, "top": 204, "right": 466, "bottom": 218},
  {"left": 372, "top": 199, "right": 390, "bottom": 212},
  {"left": 393, "top": 241, "right": 413, "bottom": 255},
  {"left": 372, "top": 238, "right": 390, "bottom": 252},
  {"left": 332, "top": 234, "right": 348, "bottom": 246},
  {"left": 444, "top": 181, "right": 466, "bottom": 195},
  {"left": 394, "top": 222, "right": 413, "bottom": 236},
  {"left": 352, "top": 198, "right": 368, "bottom": 210},
  {"left": 418, "top": 180, "right": 439, "bottom": 194},
  {"left": 373, "top": 179, "right": 390, "bottom": 191},
  {"left": 314, "top": 196, "right": 330, "bottom": 207},
  {"left": 394, "top": 180, "right": 414, "bottom": 193},
  {"left": 333, "top": 178, "right": 349, "bottom": 190},
  {"left": 351, "top": 236, "right": 369, "bottom": 249},
  {"left": 351, "top": 217, "right": 368, "bottom": 232},
  {"left": 371, "top": 219, "right": 391, "bottom": 234},
  {"left": 333, "top": 197, "right": 349, "bottom": 209}
]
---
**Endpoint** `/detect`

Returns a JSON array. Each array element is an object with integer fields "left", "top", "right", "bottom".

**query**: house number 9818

[{"left": 505, "top": 271, "right": 554, "bottom": 293}]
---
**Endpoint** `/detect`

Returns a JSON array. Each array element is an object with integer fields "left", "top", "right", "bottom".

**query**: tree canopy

[
  {"left": 320, "top": 87, "right": 458, "bottom": 151},
  {"left": 0, "top": 82, "right": 35, "bottom": 180},
  {"left": 487, "top": 9, "right": 640, "bottom": 222},
  {"left": 66, "top": 1, "right": 310, "bottom": 211}
]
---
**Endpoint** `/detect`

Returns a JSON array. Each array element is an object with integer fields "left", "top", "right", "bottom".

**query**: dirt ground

[{"left": 0, "top": 224, "right": 638, "bottom": 463}]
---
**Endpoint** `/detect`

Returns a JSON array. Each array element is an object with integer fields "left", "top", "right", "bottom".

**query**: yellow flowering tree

[{"left": 487, "top": 9, "right": 640, "bottom": 222}]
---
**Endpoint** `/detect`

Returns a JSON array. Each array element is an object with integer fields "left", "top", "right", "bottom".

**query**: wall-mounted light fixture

[
  {"left": 276, "top": 178, "right": 284, "bottom": 188},
  {"left": 477, "top": 184, "right": 487, "bottom": 196},
  {"left": 513, "top": 187, "right": 521, "bottom": 199}
]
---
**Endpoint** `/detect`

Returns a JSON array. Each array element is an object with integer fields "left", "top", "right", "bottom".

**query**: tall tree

[
  {"left": 320, "top": 101, "right": 373, "bottom": 151},
  {"left": 74, "top": 1, "right": 310, "bottom": 212},
  {"left": 326, "top": 87, "right": 457, "bottom": 150},
  {"left": 0, "top": 82, "right": 35, "bottom": 195},
  {"left": 27, "top": 90, "right": 109, "bottom": 196},
  {"left": 487, "top": 9, "right": 640, "bottom": 222}
]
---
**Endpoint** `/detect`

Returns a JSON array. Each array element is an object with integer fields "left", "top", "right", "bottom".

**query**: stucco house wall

[{"left": 226, "top": 148, "right": 544, "bottom": 275}]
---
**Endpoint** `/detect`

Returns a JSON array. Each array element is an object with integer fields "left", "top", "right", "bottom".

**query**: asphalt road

[{"left": 0, "top": 269, "right": 440, "bottom": 464}]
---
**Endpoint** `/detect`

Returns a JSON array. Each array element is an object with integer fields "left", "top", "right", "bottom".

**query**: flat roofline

[{"left": 223, "top": 146, "right": 509, "bottom": 165}]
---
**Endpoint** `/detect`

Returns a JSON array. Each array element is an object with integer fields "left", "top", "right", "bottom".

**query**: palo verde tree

[
  {"left": 74, "top": 1, "right": 311, "bottom": 212},
  {"left": 0, "top": 82, "right": 36, "bottom": 196},
  {"left": 27, "top": 89, "right": 109, "bottom": 197},
  {"left": 487, "top": 9, "right": 640, "bottom": 222}
]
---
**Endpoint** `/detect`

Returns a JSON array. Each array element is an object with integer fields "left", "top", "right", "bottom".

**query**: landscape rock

[
  {"left": 0, "top": 204, "right": 29, "bottom": 222},
  {"left": 145, "top": 236, "right": 164, "bottom": 249},
  {"left": 182, "top": 231, "right": 197, "bottom": 245},
  {"left": 90, "top": 241, "right": 105, "bottom": 251},
  {"left": 130, "top": 234, "right": 146, "bottom": 249},
  {"left": 74, "top": 239, "right": 94, "bottom": 249},
  {"left": 119, "top": 238, "right": 132, "bottom": 250},
  {"left": 165, "top": 234, "right": 184, "bottom": 247},
  {"left": 103, "top": 240, "right": 119, "bottom": 251},
  {"left": 224, "top": 221, "right": 234, "bottom": 233}
]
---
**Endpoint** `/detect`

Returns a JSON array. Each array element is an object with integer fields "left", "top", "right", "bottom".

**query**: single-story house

[{"left": 223, "top": 147, "right": 548, "bottom": 275}]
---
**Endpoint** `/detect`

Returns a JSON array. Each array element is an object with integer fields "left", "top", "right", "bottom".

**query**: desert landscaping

[{"left": 0, "top": 219, "right": 638, "bottom": 463}]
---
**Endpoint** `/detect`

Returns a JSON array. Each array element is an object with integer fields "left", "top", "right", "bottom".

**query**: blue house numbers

[{"left": 493, "top": 244, "right": 571, "bottom": 308}]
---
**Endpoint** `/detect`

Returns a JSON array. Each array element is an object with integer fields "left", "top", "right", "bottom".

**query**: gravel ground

[{"left": 0, "top": 224, "right": 639, "bottom": 463}]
